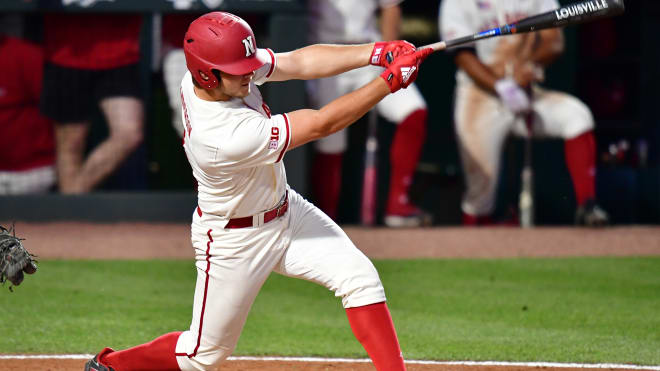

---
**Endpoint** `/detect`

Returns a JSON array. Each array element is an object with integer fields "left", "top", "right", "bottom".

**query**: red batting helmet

[{"left": 183, "top": 12, "right": 266, "bottom": 89}]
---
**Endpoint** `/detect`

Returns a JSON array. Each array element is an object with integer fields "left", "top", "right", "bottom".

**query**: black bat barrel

[{"left": 513, "top": 0, "right": 625, "bottom": 33}]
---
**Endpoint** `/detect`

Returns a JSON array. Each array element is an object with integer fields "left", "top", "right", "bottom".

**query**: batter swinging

[
  {"left": 85, "top": 12, "right": 431, "bottom": 371},
  {"left": 439, "top": 0, "right": 609, "bottom": 226}
]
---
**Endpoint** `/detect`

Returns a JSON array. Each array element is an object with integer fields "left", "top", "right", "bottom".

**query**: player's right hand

[
  {"left": 370, "top": 40, "right": 416, "bottom": 68},
  {"left": 380, "top": 48, "right": 432, "bottom": 93},
  {"left": 494, "top": 77, "right": 531, "bottom": 114}
]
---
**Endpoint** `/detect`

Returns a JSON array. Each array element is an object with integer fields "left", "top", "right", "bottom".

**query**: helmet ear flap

[{"left": 197, "top": 69, "right": 219, "bottom": 89}]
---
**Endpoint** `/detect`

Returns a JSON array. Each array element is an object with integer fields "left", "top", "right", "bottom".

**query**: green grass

[{"left": 0, "top": 258, "right": 658, "bottom": 365}]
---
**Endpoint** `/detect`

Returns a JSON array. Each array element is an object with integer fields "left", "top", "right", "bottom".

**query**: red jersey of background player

[
  {"left": 0, "top": 35, "right": 54, "bottom": 171},
  {"left": 42, "top": 14, "right": 142, "bottom": 69}
]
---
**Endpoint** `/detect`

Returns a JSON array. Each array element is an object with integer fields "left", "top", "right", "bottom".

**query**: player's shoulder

[
  {"left": 441, "top": 0, "right": 467, "bottom": 9},
  {"left": 440, "top": 0, "right": 475, "bottom": 17}
]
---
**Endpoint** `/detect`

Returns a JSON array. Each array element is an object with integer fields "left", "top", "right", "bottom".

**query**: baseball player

[
  {"left": 0, "top": 34, "right": 55, "bottom": 195},
  {"left": 41, "top": 14, "right": 144, "bottom": 194},
  {"left": 85, "top": 12, "right": 431, "bottom": 371},
  {"left": 308, "top": 0, "right": 429, "bottom": 227},
  {"left": 439, "top": 0, "right": 609, "bottom": 226}
]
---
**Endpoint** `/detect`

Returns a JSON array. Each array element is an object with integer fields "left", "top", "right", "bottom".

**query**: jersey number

[{"left": 242, "top": 36, "right": 256, "bottom": 57}]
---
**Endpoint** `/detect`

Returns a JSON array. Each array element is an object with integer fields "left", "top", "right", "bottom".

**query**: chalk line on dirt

[{"left": 1, "top": 355, "right": 659, "bottom": 370}]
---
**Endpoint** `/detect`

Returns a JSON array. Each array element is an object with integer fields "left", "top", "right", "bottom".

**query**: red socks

[
  {"left": 313, "top": 109, "right": 427, "bottom": 220},
  {"left": 312, "top": 152, "right": 343, "bottom": 220},
  {"left": 345, "top": 302, "right": 406, "bottom": 371},
  {"left": 387, "top": 109, "right": 428, "bottom": 215},
  {"left": 98, "top": 304, "right": 405, "bottom": 371},
  {"left": 102, "top": 331, "right": 182, "bottom": 371},
  {"left": 564, "top": 131, "right": 596, "bottom": 206},
  {"left": 462, "top": 212, "right": 493, "bottom": 226}
]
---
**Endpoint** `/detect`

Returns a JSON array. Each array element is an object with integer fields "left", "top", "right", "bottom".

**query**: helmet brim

[{"left": 217, "top": 51, "right": 268, "bottom": 76}]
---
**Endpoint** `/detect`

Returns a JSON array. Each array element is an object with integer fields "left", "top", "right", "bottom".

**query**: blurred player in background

[
  {"left": 85, "top": 11, "right": 430, "bottom": 371},
  {"left": 40, "top": 14, "right": 144, "bottom": 193},
  {"left": 0, "top": 33, "right": 56, "bottom": 194},
  {"left": 308, "top": 0, "right": 430, "bottom": 227},
  {"left": 439, "top": 0, "right": 609, "bottom": 227},
  {"left": 161, "top": 13, "right": 199, "bottom": 138}
]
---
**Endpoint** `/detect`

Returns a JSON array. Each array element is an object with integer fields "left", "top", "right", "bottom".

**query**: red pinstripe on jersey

[
  {"left": 275, "top": 113, "right": 290, "bottom": 163},
  {"left": 265, "top": 48, "right": 275, "bottom": 78}
]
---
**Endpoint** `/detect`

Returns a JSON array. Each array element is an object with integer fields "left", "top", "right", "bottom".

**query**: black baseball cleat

[
  {"left": 575, "top": 199, "right": 609, "bottom": 227},
  {"left": 85, "top": 347, "right": 116, "bottom": 371}
]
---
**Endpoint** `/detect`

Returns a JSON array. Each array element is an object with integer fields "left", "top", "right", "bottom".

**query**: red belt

[{"left": 196, "top": 192, "right": 289, "bottom": 229}]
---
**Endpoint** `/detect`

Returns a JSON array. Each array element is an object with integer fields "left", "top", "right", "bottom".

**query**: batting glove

[
  {"left": 494, "top": 77, "right": 531, "bottom": 114},
  {"left": 370, "top": 40, "right": 416, "bottom": 68},
  {"left": 380, "top": 48, "right": 432, "bottom": 93}
]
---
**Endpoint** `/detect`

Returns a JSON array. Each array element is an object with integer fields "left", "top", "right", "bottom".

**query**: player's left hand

[
  {"left": 370, "top": 40, "right": 416, "bottom": 68},
  {"left": 494, "top": 77, "right": 531, "bottom": 114}
]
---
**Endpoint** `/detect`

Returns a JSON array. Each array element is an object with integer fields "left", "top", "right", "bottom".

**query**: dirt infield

[
  {"left": 2, "top": 222, "right": 659, "bottom": 371},
  {"left": 6, "top": 222, "right": 660, "bottom": 260}
]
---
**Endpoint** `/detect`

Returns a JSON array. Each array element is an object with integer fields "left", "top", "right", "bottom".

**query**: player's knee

[
  {"left": 561, "top": 99, "right": 595, "bottom": 138},
  {"left": 336, "top": 259, "right": 386, "bottom": 308},
  {"left": 112, "top": 125, "right": 144, "bottom": 151}
]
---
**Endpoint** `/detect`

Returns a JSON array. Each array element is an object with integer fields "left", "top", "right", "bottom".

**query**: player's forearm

[
  {"left": 287, "top": 79, "right": 390, "bottom": 149},
  {"left": 531, "top": 29, "right": 564, "bottom": 66},
  {"left": 319, "top": 79, "right": 390, "bottom": 133},
  {"left": 455, "top": 50, "right": 499, "bottom": 93},
  {"left": 380, "top": 5, "right": 402, "bottom": 41},
  {"left": 272, "top": 44, "right": 373, "bottom": 81}
]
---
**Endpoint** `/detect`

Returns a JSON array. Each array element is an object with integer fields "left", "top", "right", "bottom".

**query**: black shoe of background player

[{"left": 575, "top": 199, "right": 609, "bottom": 227}]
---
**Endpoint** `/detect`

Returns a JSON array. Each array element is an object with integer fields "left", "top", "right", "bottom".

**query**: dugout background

[{"left": 0, "top": 0, "right": 658, "bottom": 225}]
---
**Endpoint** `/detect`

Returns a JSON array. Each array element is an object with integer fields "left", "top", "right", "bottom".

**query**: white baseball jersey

[
  {"left": 440, "top": 0, "right": 559, "bottom": 85},
  {"left": 180, "top": 48, "right": 291, "bottom": 224},
  {"left": 308, "top": 0, "right": 403, "bottom": 43}
]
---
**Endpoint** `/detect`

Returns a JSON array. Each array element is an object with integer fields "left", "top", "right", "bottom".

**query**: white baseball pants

[{"left": 175, "top": 188, "right": 386, "bottom": 370}]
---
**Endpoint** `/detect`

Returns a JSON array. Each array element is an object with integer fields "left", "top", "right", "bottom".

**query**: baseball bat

[
  {"left": 421, "top": 0, "right": 625, "bottom": 52},
  {"left": 361, "top": 109, "right": 379, "bottom": 226},
  {"left": 519, "top": 111, "right": 535, "bottom": 228}
]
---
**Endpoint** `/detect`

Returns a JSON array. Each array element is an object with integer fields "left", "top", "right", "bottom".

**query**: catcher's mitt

[{"left": 0, "top": 225, "right": 37, "bottom": 291}]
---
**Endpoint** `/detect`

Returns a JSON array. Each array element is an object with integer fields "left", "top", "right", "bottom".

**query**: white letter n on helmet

[{"left": 242, "top": 36, "right": 256, "bottom": 57}]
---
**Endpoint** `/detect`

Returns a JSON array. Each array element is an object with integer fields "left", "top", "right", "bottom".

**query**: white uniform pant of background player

[
  {"left": 308, "top": 65, "right": 427, "bottom": 154},
  {"left": 163, "top": 49, "right": 187, "bottom": 138},
  {"left": 454, "top": 83, "right": 594, "bottom": 216},
  {"left": 0, "top": 165, "right": 56, "bottom": 195},
  {"left": 174, "top": 188, "right": 386, "bottom": 371}
]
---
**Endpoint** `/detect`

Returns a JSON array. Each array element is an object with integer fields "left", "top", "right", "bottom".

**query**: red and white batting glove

[
  {"left": 380, "top": 48, "right": 433, "bottom": 93},
  {"left": 370, "top": 40, "right": 416, "bottom": 68}
]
